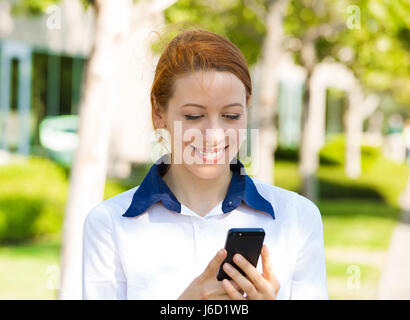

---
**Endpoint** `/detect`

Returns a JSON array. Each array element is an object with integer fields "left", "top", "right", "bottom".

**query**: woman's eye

[
  {"left": 223, "top": 114, "right": 241, "bottom": 120},
  {"left": 184, "top": 114, "right": 241, "bottom": 120},
  {"left": 184, "top": 115, "right": 203, "bottom": 120}
]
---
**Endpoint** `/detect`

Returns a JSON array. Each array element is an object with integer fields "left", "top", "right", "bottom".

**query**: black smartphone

[{"left": 217, "top": 228, "right": 265, "bottom": 281}]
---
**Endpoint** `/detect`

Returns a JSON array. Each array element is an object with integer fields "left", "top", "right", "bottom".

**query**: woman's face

[{"left": 154, "top": 70, "right": 248, "bottom": 179}]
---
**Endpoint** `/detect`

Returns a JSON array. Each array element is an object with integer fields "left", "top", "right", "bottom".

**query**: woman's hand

[
  {"left": 178, "top": 248, "right": 244, "bottom": 300},
  {"left": 221, "top": 244, "right": 280, "bottom": 300}
]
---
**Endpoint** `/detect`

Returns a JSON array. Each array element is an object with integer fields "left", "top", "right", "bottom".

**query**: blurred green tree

[{"left": 282, "top": 0, "right": 410, "bottom": 199}]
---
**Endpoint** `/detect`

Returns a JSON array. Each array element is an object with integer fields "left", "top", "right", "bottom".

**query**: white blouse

[{"left": 82, "top": 157, "right": 328, "bottom": 300}]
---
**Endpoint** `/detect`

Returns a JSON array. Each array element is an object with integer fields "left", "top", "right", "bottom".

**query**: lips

[
  {"left": 190, "top": 145, "right": 229, "bottom": 161},
  {"left": 191, "top": 145, "right": 227, "bottom": 153}
]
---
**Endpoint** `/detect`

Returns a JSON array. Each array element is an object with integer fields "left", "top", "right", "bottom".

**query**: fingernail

[
  {"left": 224, "top": 263, "right": 232, "bottom": 271},
  {"left": 234, "top": 254, "right": 243, "bottom": 262}
]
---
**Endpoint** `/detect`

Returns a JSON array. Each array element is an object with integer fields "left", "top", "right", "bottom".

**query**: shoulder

[
  {"left": 251, "top": 177, "right": 322, "bottom": 225},
  {"left": 251, "top": 177, "right": 298, "bottom": 205},
  {"left": 84, "top": 185, "right": 140, "bottom": 228}
]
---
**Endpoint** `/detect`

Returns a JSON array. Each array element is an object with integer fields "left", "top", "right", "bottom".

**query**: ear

[{"left": 152, "top": 98, "right": 166, "bottom": 129}]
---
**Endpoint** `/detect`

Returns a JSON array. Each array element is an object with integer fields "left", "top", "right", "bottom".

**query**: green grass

[
  {"left": 0, "top": 235, "right": 61, "bottom": 299},
  {"left": 319, "top": 199, "right": 400, "bottom": 250},
  {"left": 272, "top": 154, "right": 408, "bottom": 299},
  {"left": 320, "top": 200, "right": 399, "bottom": 299},
  {"left": 325, "top": 261, "right": 381, "bottom": 300}
]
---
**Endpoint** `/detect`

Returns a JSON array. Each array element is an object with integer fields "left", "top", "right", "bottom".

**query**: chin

[
  {"left": 186, "top": 151, "right": 238, "bottom": 179},
  {"left": 177, "top": 144, "right": 238, "bottom": 179},
  {"left": 185, "top": 163, "right": 229, "bottom": 180}
]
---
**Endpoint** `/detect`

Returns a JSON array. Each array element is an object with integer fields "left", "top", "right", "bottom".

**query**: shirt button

[{"left": 228, "top": 201, "right": 232, "bottom": 206}]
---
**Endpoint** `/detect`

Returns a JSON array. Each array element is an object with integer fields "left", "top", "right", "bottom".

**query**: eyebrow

[{"left": 180, "top": 103, "right": 244, "bottom": 109}]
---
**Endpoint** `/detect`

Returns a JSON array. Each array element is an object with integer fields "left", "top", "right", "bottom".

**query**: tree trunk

[
  {"left": 345, "top": 93, "right": 379, "bottom": 178},
  {"left": 58, "top": 0, "right": 133, "bottom": 300},
  {"left": 58, "top": 0, "right": 177, "bottom": 300},
  {"left": 345, "top": 86, "right": 367, "bottom": 179},
  {"left": 298, "top": 35, "right": 320, "bottom": 201},
  {"left": 400, "top": 172, "right": 410, "bottom": 212},
  {"left": 345, "top": 88, "right": 362, "bottom": 178},
  {"left": 299, "top": 61, "right": 366, "bottom": 198},
  {"left": 253, "top": 0, "right": 289, "bottom": 184},
  {"left": 299, "top": 69, "right": 323, "bottom": 201}
]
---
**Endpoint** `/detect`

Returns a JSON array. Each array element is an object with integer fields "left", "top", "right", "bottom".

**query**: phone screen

[{"left": 216, "top": 228, "right": 265, "bottom": 281}]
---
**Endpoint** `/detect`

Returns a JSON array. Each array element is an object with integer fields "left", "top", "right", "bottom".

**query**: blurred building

[
  {"left": 0, "top": 0, "right": 91, "bottom": 155},
  {"left": 250, "top": 53, "right": 350, "bottom": 152},
  {"left": 0, "top": 0, "right": 161, "bottom": 177}
]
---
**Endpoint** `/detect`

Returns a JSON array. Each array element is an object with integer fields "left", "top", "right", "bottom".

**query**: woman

[{"left": 82, "top": 28, "right": 328, "bottom": 300}]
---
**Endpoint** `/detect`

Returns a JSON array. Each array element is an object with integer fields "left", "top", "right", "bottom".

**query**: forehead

[{"left": 171, "top": 70, "right": 246, "bottom": 106}]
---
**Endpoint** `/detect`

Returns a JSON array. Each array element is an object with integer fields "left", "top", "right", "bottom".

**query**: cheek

[
  {"left": 166, "top": 122, "right": 200, "bottom": 151},
  {"left": 227, "top": 120, "right": 247, "bottom": 145}
]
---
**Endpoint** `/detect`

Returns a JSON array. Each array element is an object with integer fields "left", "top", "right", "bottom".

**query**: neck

[{"left": 162, "top": 161, "right": 233, "bottom": 217}]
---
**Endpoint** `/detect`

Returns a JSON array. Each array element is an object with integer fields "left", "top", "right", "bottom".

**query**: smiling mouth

[{"left": 190, "top": 145, "right": 229, "bottom": 160}]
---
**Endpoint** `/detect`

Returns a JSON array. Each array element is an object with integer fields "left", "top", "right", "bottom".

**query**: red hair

[{"left": 150, "top": 26, "right": 252, "bottom": 129}]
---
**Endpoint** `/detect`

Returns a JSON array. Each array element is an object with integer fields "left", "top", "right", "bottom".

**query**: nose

[{"left": 203, "top": 119, "right": 226, "bottom": 151}]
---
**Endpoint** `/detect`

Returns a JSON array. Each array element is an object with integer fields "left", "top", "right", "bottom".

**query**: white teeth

[{"left": 192, "top": 146, "right": 225, "bottom": 159}]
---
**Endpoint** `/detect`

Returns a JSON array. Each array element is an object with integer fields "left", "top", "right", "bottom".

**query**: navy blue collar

[{"left": 122, "top": 154, "right": 275, "bottom": 219}]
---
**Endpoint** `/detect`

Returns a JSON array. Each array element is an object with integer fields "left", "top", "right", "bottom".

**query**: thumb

[{"left": 200, "top": 248, "right": 227, "bottom": 280}]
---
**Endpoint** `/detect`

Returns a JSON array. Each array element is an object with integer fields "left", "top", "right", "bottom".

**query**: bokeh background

[{"left": 0, "top": 0, "right": 410, "bottom": 300}]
